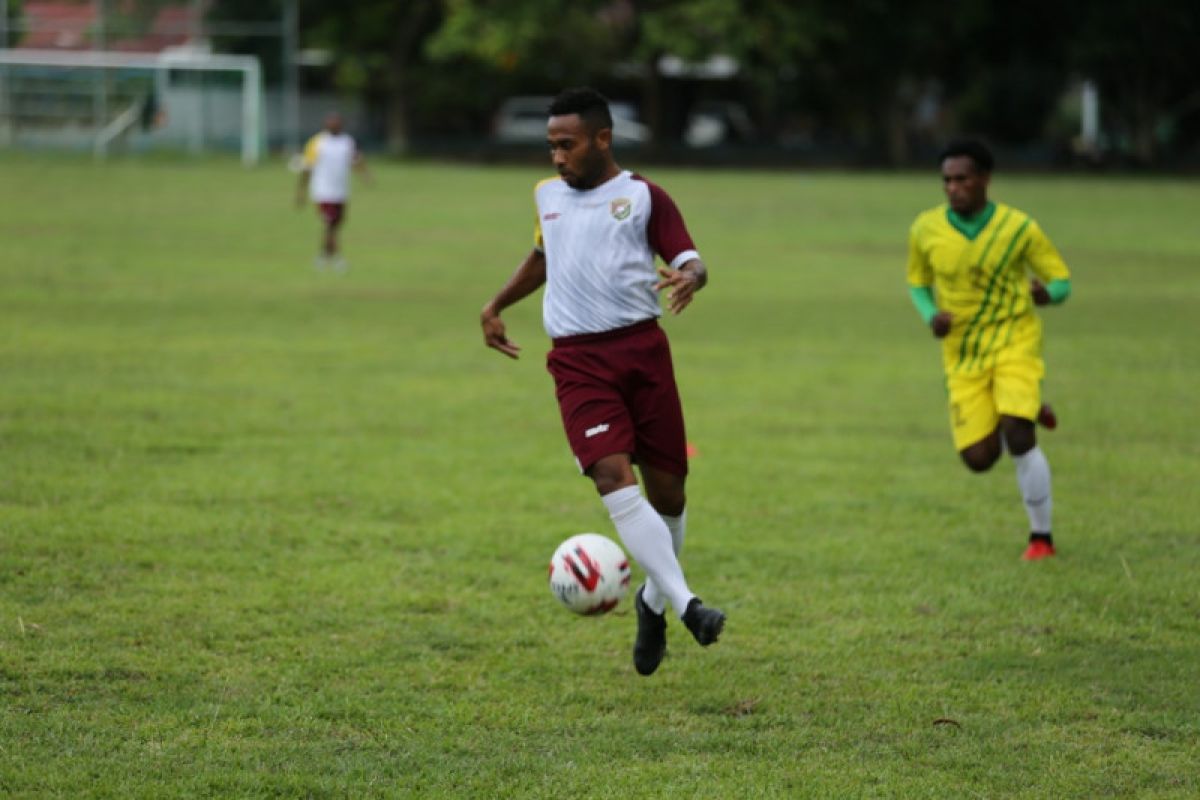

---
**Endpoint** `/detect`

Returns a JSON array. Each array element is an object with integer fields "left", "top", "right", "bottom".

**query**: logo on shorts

[
  {"left": 610, "top": 198, "right": 631, "bottom": 221},
  {"left": 543, "top": 212, "right": 561, "bottom": 221},
  {"left": 585, "top": 423, "right": 610, "bottom": 438}
]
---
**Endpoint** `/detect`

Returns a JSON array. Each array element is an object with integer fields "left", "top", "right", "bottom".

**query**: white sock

[
  {"left": 1013, "top": 446, "right": 1052, "bottom": 534},
  {"left": 602, "top": 486, "right": 694, "bottom": 617},
  {"left": 642, "top": 509, "right": 687, "bottom": 615}
]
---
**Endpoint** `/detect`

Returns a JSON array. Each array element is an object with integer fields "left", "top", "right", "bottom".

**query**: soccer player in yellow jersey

[{"left": 906, "top": 139, "right": 1072, "bottom": 560}]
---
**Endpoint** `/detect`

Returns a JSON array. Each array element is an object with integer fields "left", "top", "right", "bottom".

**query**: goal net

[{"left": 0, "top": 48, "right": 264, "bottom": 164}]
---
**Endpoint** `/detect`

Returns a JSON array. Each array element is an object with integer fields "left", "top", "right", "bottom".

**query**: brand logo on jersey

[
  {"left": 585, "top": 423, "right": 610, "bottom": 438},
  {"left": 543, "top": 212, "right": 561, "bottom": 221},
  {"left": 610, "top": 198, "right": 632, "bottom": 221}
]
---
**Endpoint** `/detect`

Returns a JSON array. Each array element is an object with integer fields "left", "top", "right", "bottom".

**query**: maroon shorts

[
  {"left": 317, "top": 202, "right": 346, "bottom": 225},
  {"left": 546, "top": 319, "right": 688, "bottom": 477}
]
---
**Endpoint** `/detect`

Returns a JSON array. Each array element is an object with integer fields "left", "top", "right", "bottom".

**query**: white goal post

[{"left": 0, "top": 48, "right": 263, "bottom": 165}]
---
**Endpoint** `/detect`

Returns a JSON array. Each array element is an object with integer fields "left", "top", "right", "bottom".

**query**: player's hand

[
  {"left": 655, "top": 264, "right": 705, "bottom": 315},
  {"left": 1030, "top": 279, "right": 1051, "bottom": 306},
  {"left": 930, "top": 311, "right": 953, "bottom": 338},
  {"left": 481, "top": 310, "right": 520, "bottom": 359}
]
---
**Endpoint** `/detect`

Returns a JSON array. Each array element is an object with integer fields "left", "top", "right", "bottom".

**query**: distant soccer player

[
  {"left": 907, "top": 138, "right": 1072, "bottom": 560},
  {"left": 295, "top": 112, "right": 369, "bottom": 271},
  {"left": 480, "top": 87, "right": 726, "bottom": 675}
]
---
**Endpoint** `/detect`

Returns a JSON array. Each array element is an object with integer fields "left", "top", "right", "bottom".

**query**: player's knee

[
  {"left": 960, "top": 442, "right": 1000, "bottom": 473},
  {"left": 641, "top": 466, "right": 686, "bottom": 516},
  {"left": 587, "top": 456, "right": 636, "bottom": 497},
  {"left": 962, "top": 454, "right": 998, "bottom": 473},
  {"left": 1001, "top": 418, "right": 1037, "bottom": 456},
  {"left": 647, "top": 489, "right": 685, "bottom": 518},
  {"left": 590, "top": 472, "right": 625, "bottom": 496}
]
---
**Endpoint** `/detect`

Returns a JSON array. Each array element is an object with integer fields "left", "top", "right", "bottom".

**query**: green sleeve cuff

[
  {"left": 908, "top": 285, "right": 938, "bottom": 324},
  {"left": 1047, "top": 278, "right": 1071, "bottom": 304}
]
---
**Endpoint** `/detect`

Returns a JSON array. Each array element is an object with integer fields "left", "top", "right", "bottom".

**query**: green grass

[{"left": 1, "top": 152, "right": 1198, "bottom": 798}]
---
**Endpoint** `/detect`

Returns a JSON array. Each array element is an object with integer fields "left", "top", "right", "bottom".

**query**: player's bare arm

[
  {"left": 295, "top": 169, "right": 310, "bottom": 208},
  {"left": 655, "top": 259, "right": 707, "bottom": 315},
  {"left": 353, "top": 152, "right": 373, "bottom": 187},
  {"left": 481, "top": 248, "right": 548, "bottom": 359}
]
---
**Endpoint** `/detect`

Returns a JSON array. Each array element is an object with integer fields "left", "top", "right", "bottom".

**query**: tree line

[{"left": 9, "top": 0, "right": 1198, "bottom": 165}]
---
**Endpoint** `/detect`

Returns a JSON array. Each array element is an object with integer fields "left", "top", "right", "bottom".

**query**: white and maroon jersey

[
  {"left": 303, "top": 131, "right": 356, "bottom": 203},
  {"left": 533, "top": 170, "right": 700, "bottom": 338}
]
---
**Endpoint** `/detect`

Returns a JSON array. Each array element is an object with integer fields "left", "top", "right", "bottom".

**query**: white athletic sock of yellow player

[
  {"left": 1013, "top": 446, "right": 1053, "bottom": 534},
  {"left": 642, "top": 509, "right": 687, "bottom": 615},
  {"left": 602, "top": 486, "right": 695, "bottom": 617}
]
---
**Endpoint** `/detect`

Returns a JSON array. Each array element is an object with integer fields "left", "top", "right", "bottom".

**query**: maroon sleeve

[{"left": 636, "top": 175, "right": 698, "bottom": 265}]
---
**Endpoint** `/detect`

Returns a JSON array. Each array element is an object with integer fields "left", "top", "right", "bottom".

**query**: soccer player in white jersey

[
  {"left": 480, "top": 87, "right": 726, "bottom": 676},
  {"left": 295, "top": 112, "right": 369, "bottom": 271}
]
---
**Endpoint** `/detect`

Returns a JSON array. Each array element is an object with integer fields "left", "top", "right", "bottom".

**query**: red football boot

[{"left": 1022, "top": 539, "right": 1057, "bottom": 561}]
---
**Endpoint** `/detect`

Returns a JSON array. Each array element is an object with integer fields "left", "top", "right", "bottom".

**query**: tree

[
  {"left": 428, "top": 0, "right": 820, "bottom": 148},
  {"left": 2, "top": 0, "right": 24, "bottom": 48},
  {"left": 208, "top": 0, "right": 441, "bottom": 153},
  {"left": 628, "top": 0, "right": 820, "bottom": 147},
  {"left": 936, "top": 2, "right": 1072, "bottom": 151},
  {"left": 1067, "top": 0, "right": 1200, "bottom": 164},
  {"left": 305, "top": 0, "right": 441, "bottom": 153},
  {"left": 427, "top": 0, "right": 622, "bottom": 82},
  {"left": 426, "top": 0, "right": 626, "bottom": 142},
  {"left": 76, "top": 0, "right": 196, "bottom": 47},
  {"left": 203, "top": 0, "right": 1198, "bottom": 164}
]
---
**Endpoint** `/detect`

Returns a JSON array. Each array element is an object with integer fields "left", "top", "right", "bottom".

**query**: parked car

[
  {"left": 493, "top": 96, "right": 649, "bottom": 146},
  {"left": 684, "top": 101, "right": 757, "bottom": 148}
]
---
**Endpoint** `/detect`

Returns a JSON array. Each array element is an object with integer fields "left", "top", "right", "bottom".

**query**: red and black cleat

[{"left": 1022, "top": 539, "right": 1057, "bottom": 561}]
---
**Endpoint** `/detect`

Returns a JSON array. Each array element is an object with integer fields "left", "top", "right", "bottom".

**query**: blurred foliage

[
  {"left": 90, "top": 0, "right": 171, "bottom": 42},
  {"left": 1068, "top": 0, "right": 1200, "bottom": 163},
  {"left": 427, "top": 0, "right": 622, "bottom": 83},
  {"left": 199, "top": 0, "right": 1199, "bottom": 164},
  {"left": 2, "top": 0, "right": 23, "bottom": 47}
]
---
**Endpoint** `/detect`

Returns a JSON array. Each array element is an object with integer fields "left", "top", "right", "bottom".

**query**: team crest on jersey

[{"left": 610, "top": 198, "right": 632, "bottom": 221}]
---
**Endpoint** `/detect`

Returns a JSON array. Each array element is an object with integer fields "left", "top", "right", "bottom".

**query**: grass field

[{"left": 1, "top": 152, "right": 1198, "bottom": 798}]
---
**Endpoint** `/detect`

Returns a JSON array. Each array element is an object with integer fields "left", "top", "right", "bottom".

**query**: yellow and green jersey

[{"left": 907, "top": 201, "right": 1070, "bottom": 374}]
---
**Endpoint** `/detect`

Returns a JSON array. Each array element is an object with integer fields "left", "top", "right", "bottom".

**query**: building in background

[{"left": 18, "top": 1, "right": 205, "bottom": 52}]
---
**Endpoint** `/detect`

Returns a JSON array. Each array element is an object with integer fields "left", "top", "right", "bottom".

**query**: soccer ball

[{"left": 548, "top": 533, "right": 631, "bottom": 615}]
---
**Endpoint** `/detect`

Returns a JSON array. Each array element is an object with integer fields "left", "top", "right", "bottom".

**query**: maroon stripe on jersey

[{"left": 632, "top": 174, "right": 697, "bottom": 265}]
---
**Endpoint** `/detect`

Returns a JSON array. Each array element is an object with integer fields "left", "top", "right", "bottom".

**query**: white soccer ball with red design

[{"left": 548, "top": 533, "right": 631, "bottom": 615}]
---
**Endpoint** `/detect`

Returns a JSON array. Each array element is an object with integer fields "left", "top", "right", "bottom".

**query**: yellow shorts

[{"left": 944, "top": 316, "right": 1044, "bottom": 450}]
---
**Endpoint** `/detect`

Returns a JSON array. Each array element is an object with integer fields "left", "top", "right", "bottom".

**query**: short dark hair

[
  {"left": 939, "top": 138, "right": 995, "bottom": 173},
  {"left": 548, "top": 87, "right": 613, "bottom": 134}
]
